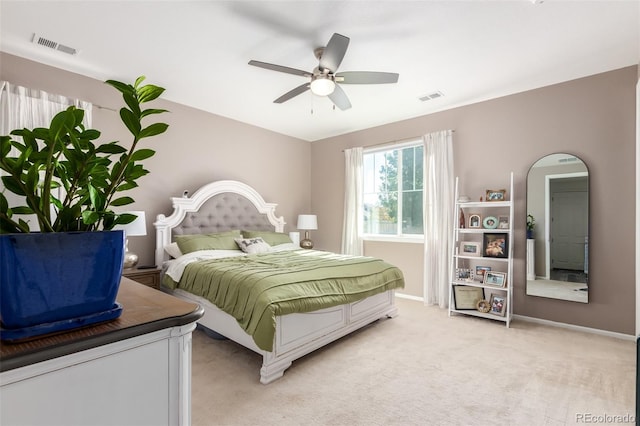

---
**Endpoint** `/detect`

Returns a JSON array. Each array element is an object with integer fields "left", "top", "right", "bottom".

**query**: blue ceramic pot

[{"left": 0, "top": 231, "right": 125, "bottom": 330}]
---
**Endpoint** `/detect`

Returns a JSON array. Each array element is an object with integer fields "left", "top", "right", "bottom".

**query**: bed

[{"left": 154, "top": 180, "right": 404, "bottom": 384}]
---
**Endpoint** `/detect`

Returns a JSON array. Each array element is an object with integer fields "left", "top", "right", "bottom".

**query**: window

[{"left": 363, "top": 143, "right": 424, "bottom": 237}]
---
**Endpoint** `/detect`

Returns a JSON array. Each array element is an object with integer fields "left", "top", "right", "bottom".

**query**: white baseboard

[
  {"left": 514, "top": 314, "right": 635, "bottom": 341},
  {"left": 394, "top": 292, "right": 424, "bottom": 303}
]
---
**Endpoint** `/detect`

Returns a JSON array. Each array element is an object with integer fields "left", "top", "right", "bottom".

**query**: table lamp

[
  {"left": 116, "top": 211, "right": 147, "bottom": 269},
  {"left": 297, "top": 214, "right": 317, "bottom": 249}
]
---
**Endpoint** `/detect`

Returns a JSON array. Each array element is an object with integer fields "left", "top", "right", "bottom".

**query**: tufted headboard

[{"left": 154, "top": 180, "right": 285, "bottom": 266}]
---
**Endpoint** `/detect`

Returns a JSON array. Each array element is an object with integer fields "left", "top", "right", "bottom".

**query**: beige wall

[
  {"left": 311, "top": 66, "right": 637, "bottom": 335},
  {"left": 2, "top": 52, "right": 636, "bottom": 334},
  {"left": 0, "top": 53, "right": 312, "bottom": 267}
]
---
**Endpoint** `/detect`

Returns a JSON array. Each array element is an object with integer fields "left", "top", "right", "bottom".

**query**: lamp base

[
  {"left": 300, "top": 238, "right": 314, "bottom": 250},
  {"left": 123, "top": 251, "right": 139, "bottom": 269}
]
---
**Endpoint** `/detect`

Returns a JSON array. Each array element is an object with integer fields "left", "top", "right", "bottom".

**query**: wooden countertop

[{"left": 0, "top": 278, "right": 203, "bottom": 372}]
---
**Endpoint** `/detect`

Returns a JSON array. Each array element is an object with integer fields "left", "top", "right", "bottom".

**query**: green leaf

[
  {"left": 0, "top": 193, "right": 8, "bottom": 213},
  {"left": 116, "top": 181, "right": 138, "bottom": 192},
  {"left": 82, "top": 210, "right": 100, "bottom": 225},
  {"left": 1, "top": 176, "right": 26, "bottom": 196},
  {"left": 110, "top": 196, "right": 134, "bottom": 206},
  {"left": 140, "top": 108, "right": 169, "bottom": 118},
  {"left": 11, "top": 206, "right": 34, "bottom": 215},
  {"left": 105, "top": 80, "right": 134, "bottom": 95},
  {"left": 119, "top": 108, "right": 141, "bottom": 136},
  {"left": 96, "top": 142, "right": 128, "bottom": 154},
  {"left": 138, "top": 123, "right": 168, "bottom": 139},
  {"left": 130, "top": 148, "right": 155, "bottom": 161},
  {"left": 115, "top": 212, "right": 137, "bottom": 225},
  {"left": 137, "top": 84, "right": 165, "bottom": 103},
  {"left": 133, "top": 76, "right": 146, "bottom": 88}
]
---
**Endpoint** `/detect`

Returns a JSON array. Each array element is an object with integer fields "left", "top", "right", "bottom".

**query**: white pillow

[
  {"left": 164, "top": 242, "right": 183, "bottom": 259},
  {"left": 235, "top": 237, "right": 271, "bottom": 254}
]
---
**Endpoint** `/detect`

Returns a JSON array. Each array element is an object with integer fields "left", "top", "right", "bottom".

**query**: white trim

[
  {"left": 514, "top": 314, "right": 635, "bottom": 341},
  {"left": 636, "top": 76, "right": 640, "bottom": 337},
  {"left": 363, "top": 138, "right": 422, "bottom": 154},
  {"left": 394, "top": 292, "right": 424, "bottom": 302},
  {"left": 362, "top": 235, "right": 424, "bottom": 244}
]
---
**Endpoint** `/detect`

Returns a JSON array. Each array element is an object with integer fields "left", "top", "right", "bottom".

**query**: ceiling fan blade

[
  {"left": 328, "top": 84, "right": 352, "bottom": 110},
  {"left": 319, "top": 33, "right": 349, "bottom": 73},
  {"left": 335, "top": 71, "right": 399, "bottom": 84},
  {"left": 274, "top": 83, "right": 311, "bottom": 103},
  {"left": 249, "top": 60, "right": 311, "bottom": 77}
]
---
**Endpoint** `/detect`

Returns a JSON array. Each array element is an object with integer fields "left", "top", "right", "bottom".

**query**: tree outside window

[{"left": 363, "top": 144, "right": 423, "bottom": 236}]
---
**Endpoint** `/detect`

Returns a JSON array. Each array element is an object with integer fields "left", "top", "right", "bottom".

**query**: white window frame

[{"left": 362, "top": 139, "right": 424, "bottom": 243}]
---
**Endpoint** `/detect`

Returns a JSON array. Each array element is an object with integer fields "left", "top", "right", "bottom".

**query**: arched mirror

[{"left": 526, "top": 153, "right": 589, "bottom": 303}]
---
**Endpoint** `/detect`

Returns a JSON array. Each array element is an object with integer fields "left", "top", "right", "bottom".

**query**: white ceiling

[{"left": 1, "top": 1, "right": 638, "bottom": 142}]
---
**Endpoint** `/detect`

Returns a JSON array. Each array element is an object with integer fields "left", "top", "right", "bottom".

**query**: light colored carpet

[{"left": 190, "top": 298, "right": 634, "bottom": 426}]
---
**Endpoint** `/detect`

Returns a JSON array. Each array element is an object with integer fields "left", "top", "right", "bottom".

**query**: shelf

[
  {"left": 450, "top": 308, "right": 510, "bottom": 322},
  {"left": 454, "top": 255, "right": 509, "bottom": 262},
  {"left": 450, "top": 172, "right": 514, "bottom": 328},
  {"left": 451, "top": 281, "right": 509, "bottom": 291},
  {"left": 457, "top": 201, "right": 511, "bottom": 208},
  {"left": 458, "top": 228, "right": 511, "bottom": 234}
]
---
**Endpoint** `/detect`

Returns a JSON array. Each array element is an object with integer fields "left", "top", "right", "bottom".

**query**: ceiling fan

[{"left": 248, "top": 33, "right": 399, "bottom": 110}]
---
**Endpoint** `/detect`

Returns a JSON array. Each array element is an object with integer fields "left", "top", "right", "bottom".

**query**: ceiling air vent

[
  {"left": 32, "top": 33, "right": 78, "bottom": 55},
  {"left": 419, "top": 91, "right": 444, "bottom": 102}
]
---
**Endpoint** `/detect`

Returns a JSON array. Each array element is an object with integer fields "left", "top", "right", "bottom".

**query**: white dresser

[{"left": 0, "top": 278, "right": 203, "bottom": 426}]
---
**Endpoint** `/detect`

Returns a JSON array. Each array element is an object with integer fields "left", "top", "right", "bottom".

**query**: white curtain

[
  {"left": 0, "top": 81, "right": 92, "bottom": 230},
  {"left": 0, "top": 81, "right": 92, "bottom": 139},
  {"left": 341, "top": 147, "right": 363, "bottom": 255},
  {"left": 423, "top": 130, "right": 454, "bottom": 307}
]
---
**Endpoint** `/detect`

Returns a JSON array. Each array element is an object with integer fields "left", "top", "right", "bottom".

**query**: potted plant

[
  {"left": 0, "top": 76, "right": 168, "bottom": 339},
  {"left": 526, "top": 214, "right": 535, "bottom": 239}
]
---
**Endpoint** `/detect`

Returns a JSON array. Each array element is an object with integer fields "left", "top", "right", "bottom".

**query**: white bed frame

[{"left": 155, "top": 180, "right": 398, "bottom": 384}]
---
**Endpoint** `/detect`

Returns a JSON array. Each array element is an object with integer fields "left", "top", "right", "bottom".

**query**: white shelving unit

[{"left": 449, "top": 172, "right": 514, "bottom": 327}]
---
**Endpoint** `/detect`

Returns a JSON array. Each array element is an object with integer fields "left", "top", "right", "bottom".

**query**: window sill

[{"left": 362, "top": 235, "right": 424, "bottom": 244}]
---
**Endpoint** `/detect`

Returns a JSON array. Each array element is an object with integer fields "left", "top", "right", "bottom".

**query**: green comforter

[{"left": 165, "top": 250, "right": 404, "bottom": 351}]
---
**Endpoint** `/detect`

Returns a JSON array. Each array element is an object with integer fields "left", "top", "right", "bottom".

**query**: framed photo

[
  {"left": 475, "top": 266, "right": 491, "bottom": 283},
  {"left": 453, "top": 285, "right": 485, "bottom": 310},
  {"left": 484, "top": 271, "right": 507, "bottom": 287},
  {"left": 485, "top": 189, "right": 506, "bottom": 202},
  {"left": 468, "top": 213, "right": 482, "bottom": 229},
  {"left": 482, "top": 216, "right": 498, "bottom": 229},
  {"left": 456, "top": 268, "right": 474, "bottom": 281},
  {"left": 483, "top": 233, "right": 509, "bottom": 258},
  {"left": 489, "top": 293, "right": 507, "bottom": 316},
  {"left": 459, "top": 241, "right": 481, "bottom": 257},
  {"left": 498, "top": 215, "right": 509, "bottom": 229}
]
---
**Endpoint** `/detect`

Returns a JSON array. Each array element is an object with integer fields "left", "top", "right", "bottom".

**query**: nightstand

[{"left": 122, "top": 267, "right": 161, "bottom": 289}]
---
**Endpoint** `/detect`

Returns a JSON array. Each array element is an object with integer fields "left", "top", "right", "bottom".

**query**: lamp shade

[
  {"left": 297, "top": 214, "right": 318, "bottom": 231},
  {"left": 115, "top": 211, "right": 147, "bottom": 237}
]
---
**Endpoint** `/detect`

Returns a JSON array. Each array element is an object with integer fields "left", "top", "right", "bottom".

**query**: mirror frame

[{"left": 526, "top": 152, "right": 590, "bottom": 303}]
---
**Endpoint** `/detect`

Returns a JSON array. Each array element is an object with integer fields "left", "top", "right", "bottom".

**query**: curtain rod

[{"left": 342, "top": 130, "right": 455, "bottom": 152}]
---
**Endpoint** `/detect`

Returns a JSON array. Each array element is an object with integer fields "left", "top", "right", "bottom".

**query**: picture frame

[
  {"left": 482, "top": 233, "right": 509, "bottom": 258},
  {"left": 455, "top": 268, "right": 474, "bottom": 281},
  {"left": 482, "top": 216, "right": 498, "bottom": 229},
  {"left": 484, "top": 271, "right": 507, "bottom": 287},
  {"left": 468, "top": 213, "right": 482, "bottom": 229},
  {"left": 459, "top": 241, "right": 481, "bottom": 257},
  {"left": 498, "top": 215, "right": 509, "bottom": 229},
  {"left": 489, "top": 293, "right": 507, "bottom": 316},
  {"left": 475, "top": 266, "right": 491, "bottom": 283},
  {"left": 453, "top": 286, "right": 485, "bottom": 310},
  {"left": 485, "top": 189, "right": 506, "bottom": 202}
]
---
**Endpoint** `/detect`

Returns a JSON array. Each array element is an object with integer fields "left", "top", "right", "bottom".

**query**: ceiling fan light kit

[
  {"left": 310, "top": 75, "right": 335, "bottom": 96},
  {"left": 249, "top": 33, "right": 399, "bottom": 111}
]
